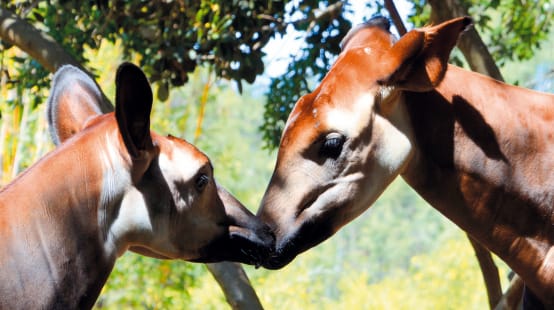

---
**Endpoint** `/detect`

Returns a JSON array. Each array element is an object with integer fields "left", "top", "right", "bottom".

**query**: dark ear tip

[
  {"left": 461, "top": 16, "right": 473, "bottom": 31},
  {"left": 116, "top": 62, "right": 144, "bottom": 82}
]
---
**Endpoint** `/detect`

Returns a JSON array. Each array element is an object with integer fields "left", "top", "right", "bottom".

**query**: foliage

[
  {"left": 96, "top": 254, "right": 207, "bottom": 308},
  {"left": 467, "top": 0, "right": 552, "bottom": 66},
  {"left": 0, "top": 46, "right": 51, "bottom": 184},
  {"left": 502, "top": 32, "right": 554, "bottom": 91},
  {"left": 1, "top": 0, "right": 288, "bottom": 97},
  {"left": 1, "top": 0, "right": 553, "bottom": 148},
  {"left": 410, "top": 0, "right": 553, "bottom": 66}
]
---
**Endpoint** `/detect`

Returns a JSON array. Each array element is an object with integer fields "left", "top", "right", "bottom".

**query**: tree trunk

[
  {"left": 0, "top": 7, "right": 264, "bottom": 309},
  {"left": 494, "top": 274, "right": 524, "bottom": 310},
  {"left": 467, "top": 236, "right": 503, "bottom": 309},
  {"left": 207, "top": 262, "right": 264, "bottom": 310}
]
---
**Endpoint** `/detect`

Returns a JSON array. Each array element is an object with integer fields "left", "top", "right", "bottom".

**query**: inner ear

[
  {"left": 47, "top": 65, "right": 107, "bottom": 145},
  {"left": 377, "top": 30, "right": 426, "bottom": 89},
  {"left": 378, "top": 17, "right": 472, "bottom": 92},
  {"left": 115, "top": 63, "right": 154, "bottom": 158}
]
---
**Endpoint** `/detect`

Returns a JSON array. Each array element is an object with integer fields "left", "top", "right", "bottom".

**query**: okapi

[
  {"left": 257, "top": 16, "right": 554, "bottom": 307},
  {"left": 0, "top": 63, "right": 273, "bottom": 309}
]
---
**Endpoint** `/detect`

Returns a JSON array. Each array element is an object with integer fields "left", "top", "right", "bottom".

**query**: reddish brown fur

[
  {"left": 402, "top": 66, "right": 554, "bottom": 302},
  {"left": 258, "top": 17, "right": 554, "bottom": 306}
]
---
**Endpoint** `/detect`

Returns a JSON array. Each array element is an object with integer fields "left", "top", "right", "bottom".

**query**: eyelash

[{"left": 195, "top": 173, "right": 210, "bottom": 192}]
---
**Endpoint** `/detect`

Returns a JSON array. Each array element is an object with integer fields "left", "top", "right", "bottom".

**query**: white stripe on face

[{"left": 323, "top": 92, "right": 375, "bottom": 137}]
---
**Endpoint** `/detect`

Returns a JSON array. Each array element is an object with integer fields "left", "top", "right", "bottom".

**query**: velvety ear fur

[
  {"left": 379, "top": 16, "right": 473, "bottom": 91},
  {"left": 340, "top": 16, "right": 392, "bottom": 51},
  {"left": 114, "top": 62, "right": 154, "bottom": 159},
  {"left": 47, "top": 65, "right": 105, "bottom": 145}
]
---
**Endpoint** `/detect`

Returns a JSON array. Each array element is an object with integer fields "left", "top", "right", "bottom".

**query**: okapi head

[
  {"left": 257, "top": 16, "right": 472, "bottom": 269},
  {"left": 47, "top": 63, "right": 274, "bottom": 265}
]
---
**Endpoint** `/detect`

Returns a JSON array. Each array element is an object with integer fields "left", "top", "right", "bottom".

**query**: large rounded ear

[
  {"left": 114, "top": 62, "right": 154, "bottom": 159},
  {"left": 47, "top": 65, "right": 109, "bottom": 145},
  {"left": 379, "top": 16, "right": 473, "bottom": 91}
]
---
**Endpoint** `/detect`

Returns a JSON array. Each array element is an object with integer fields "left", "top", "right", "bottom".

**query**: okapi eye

[
  {"left": 195, "top": 173, "right": 210, "bottom": 193},
  {"left": 320, "top": 133, "right": 345, "bottom": 159}
]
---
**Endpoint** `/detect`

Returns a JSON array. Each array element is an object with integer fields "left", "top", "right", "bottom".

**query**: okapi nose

[
  {"left": 213, "top": 184, "right": 276, "bottom": 264},
  {"left": 228, "top": 222, "right": 275, "bottom": 267}
]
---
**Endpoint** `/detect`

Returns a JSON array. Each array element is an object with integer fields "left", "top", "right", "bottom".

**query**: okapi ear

[
  {"left": 115, "top": 62, "right": 154, "bottom": 159},
  {"left": 379, "top": 16, "right": 473, "bottom": 92},
  {"left": 340, "top": 16, "right": 392, "bottom": 51},
  {"left": 47, "top": 65, "right": 111, "bottom": 145}
]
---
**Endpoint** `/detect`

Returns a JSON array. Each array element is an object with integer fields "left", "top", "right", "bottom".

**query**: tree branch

[
  {"left": 305, "top": 2, "right": 343, "bottom": 33},
  {"left": 207, "top": 262, "right": 264, "bottom": 310},
  {"left": 0, "top": 7, "right": 113, "bottom": 112},
  {"left": 1, "top": 8, "right": 79, "bottom": 72},
  {"left": 467, "top": 236, "right": 503, "bottom": 309},
  {"left": 494, "top": 274, "right": 524, "bottom": 310},
  {"left": 384, "top": 0, "right": 407, "bottom": 35}
]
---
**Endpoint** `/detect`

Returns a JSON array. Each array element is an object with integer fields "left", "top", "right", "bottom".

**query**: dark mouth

[{"left": 259, "top": 208, "right": 339, "bottom": 270}]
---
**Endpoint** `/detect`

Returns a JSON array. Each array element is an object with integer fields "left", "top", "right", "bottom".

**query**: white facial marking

[
  {"left": 363, "top": 47, "right": 371, "bottom": 55},
  {"left": 158, "top": 140, "right": 205, "bottom": 211},
  {"left": 324, "top": 92, "right": 375, "bottom": 136},
  {"left": 158, "top": 143, "right": 203, "bottom": 180}
]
